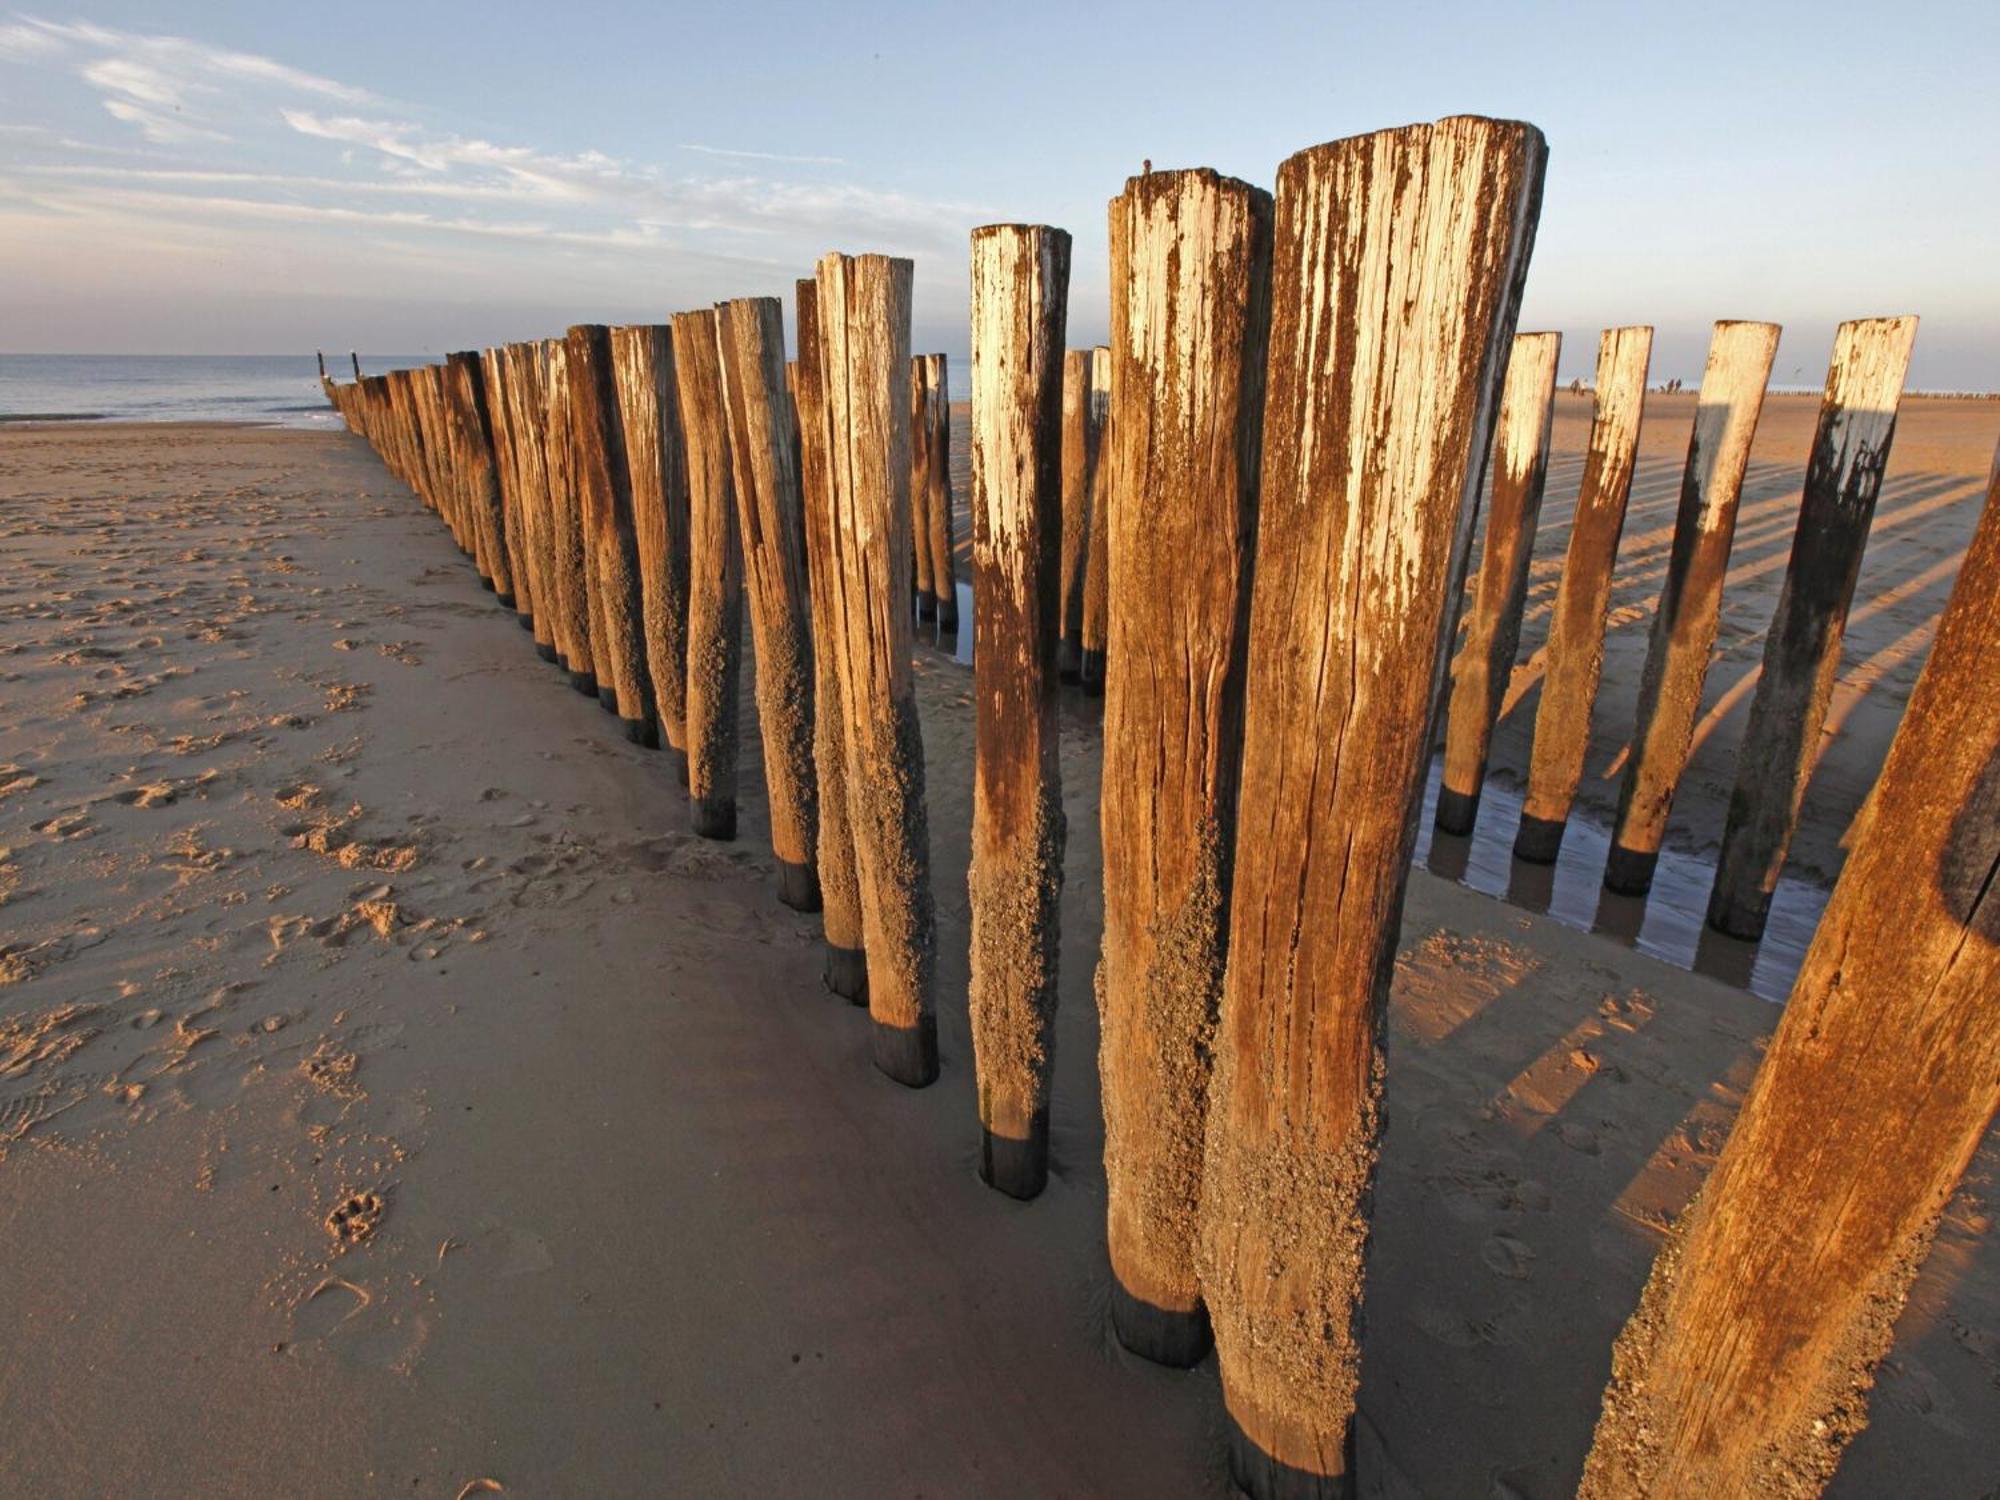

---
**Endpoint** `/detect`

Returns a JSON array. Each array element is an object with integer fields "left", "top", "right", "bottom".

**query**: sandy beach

[{"left": 1, "top": 416, "right": 1995, "bottom": 1497}]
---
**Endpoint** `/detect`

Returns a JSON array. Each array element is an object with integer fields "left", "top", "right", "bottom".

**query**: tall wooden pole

[
  {"left": 1078, "top": 346, "right": 1113, "bottom": 690},
  {"left": 1514, "top": 326, "right": 1653, "bottom": 862},
  {"left": 909, "top": 357, "right": 938, "bottom": 622},
  {"left": 1099, "top": 167, "right": 1272, "bottom": 1361},
  {"left": 350, "top": 351, "right": 361, "bottom": 382},
  {"left": 966, "top": 223, "right": 1071, "bottom": 1199},
  {"left": 814, "top": 251, "right": 938, "bottom": 1088},
  {"left": 1057, "top": 348, "right": 1103, "bottom": 680},
  {"left": 1196, "top": 117, "right": 1546, "bottom": 1499},
  {"left": 717, "top": 296, "right": 823, "bottom": 910},
  {"left": 505, "top": 342, "right": 562, "bottom": 666},
  {"left": 672, "top": 308, "right": 745, "bottom": 840},
  {"left": 1435, "top": 330, "right": 1561, "bottom": 834},
  {"left": 611, "top": 324, "right": 695, "bottom": 769},
  {"left": 543, "top": 337, "right": 598, "bottom": 695},
  {"left": 1581, "top": 461, "right": 2000, "bottom": 1499},
  {"left": 1705, "top": 316, "right": 1918, "bottom": 938},
  {"left": 565, "top": 325, "right": 652, "bottom": 740},
  {"left": 794, "top": 280, "right": 870, "bottom": 1002},
  {"left": 919, "top": 354, "right": 958, "bottom": 632},
  {"left": 1605, "top": 320, "right": 1779, "bottom": 894},
  {"left": 481, "top": 346, "right": 536, "bottom": 632}
]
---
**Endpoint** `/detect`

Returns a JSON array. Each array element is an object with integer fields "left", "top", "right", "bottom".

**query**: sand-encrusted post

[
  {"left": 1705, "top": 316, "right": 1919, "bottom": 938},
  {"left": 1605, "top": 320, "right": 1780, "bottom": 894},
  {"left": 1435, "top": 330, "right": 1561, "bottom": 835},
  {"left": 502, "top": 342, "right": 562, "bottom": 665},
  {"left": 1099, "top": 167, "right": 1272, "bottom": 1361},
  {"left": 481, "top": 346, "right": 536, "bottom": 631},
  {"left": 716, "top": 296, "right": 822, "bottom": 909},
  {"left": 966, "top": 222, "right": 1072, "bottom": 1199},
  {"left": 918, "top": 354, "right": 958, "bottom": 632},
  {"left": 1196, "top": 117, "right": 1546, "bottom": 1499},
  {"left": 1078, "top": 346, "right": 1113, "bottom": 689},
  {"left": 814, "top": 251, "right": 939, "bottom": 1087},
  {"left": 1057, "top": 348, "right": 1104, "bottom": 680},
  {"left": 565, "top": 325, "right": 652, "bottom": 740},
  {"left": 1580, "top": 457, "right": 2000, "bottom": 1499},
  {"left": 909, "top": 357, "right": 939, "bottom": 622},
  {"left": 542, "top": 337, "right": 598, "bottom": 694},
  {"left": 1514, "top": 326, "right": 1653, "bottom": 862},
  {"left": 671, "top": 308, "right": 745, "bottom": 840},
  {"left": 794, "top": 279, "right": 870, "bottom": 1002}
]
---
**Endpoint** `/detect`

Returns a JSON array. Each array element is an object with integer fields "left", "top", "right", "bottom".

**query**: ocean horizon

[{"left": 0, "top": 353, "right": 436, "bottom": 429}]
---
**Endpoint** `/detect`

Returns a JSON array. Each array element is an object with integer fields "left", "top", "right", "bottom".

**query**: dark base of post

[
  {"left": 597, "top": 684, "right": 619, "bottom": 713},
  {"left": 1604, "top": 842, "right": 1659, "bottom": 897},
  {"left": 536, "top": 642, "right": 558, "bottom": 664},
  {"left": 479, "top": 576, "right": 496, "bottom": 593},
  {"left": 1512, "top": 812, "right": 1566, "bottom": 865},
  {"left": 1434, "top": 784, "right": 1481, "bottom": 837},
  {"left": 671, "top": 747, "right": 689, "bottom": 787},
  {"left": 690, "top": 796, "right": 737, "bottom": 841},
  {"left": 824, "top": 944, "right": 868, "bottom": 1004},
  {"left": 979, "top": 1115, "right": 1049, "bottom": 1201},
  {"left": 1225, "top": 1411, "right": 1355, "bottom": 1500},
  {"left": 568, "top": 670, "right": 597, "bottom": 695},
  {"left": 1705, "top": 885, "right": 1771, "bottom": 942},
  {"left": 496, "top": 590, "right": 515, "bottom": 609},
  {"left": 916, "top": 594, "right": 937, "bottom": 623},
  {"left": 1110, "top": 1282, "right": 1212, "bottom": 1367},
  {"left": 871, "top": 1015, "right": 939, "bottom": 1089},
  {"left": 777, "top": 860, "right": 823, "bottom": 913},
  {"left": 1079, "top": 649, "right": 1105, "bottom": 695},
  {"left": 514, "top": 610, "right": 533, "bottom": 630},
  {"left": 621, "top": 716, "right": 651, "bottom": 746},
  {"left": 1057, "top": 639, "right": 1081, "bottom": 682},
  {"left": 936, "top": 596, "right": 958, "bottom": 634}
]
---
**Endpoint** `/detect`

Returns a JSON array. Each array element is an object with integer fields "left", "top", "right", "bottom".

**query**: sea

[{"left": 0, "top": 354, "right": 428, "bottom": 429}]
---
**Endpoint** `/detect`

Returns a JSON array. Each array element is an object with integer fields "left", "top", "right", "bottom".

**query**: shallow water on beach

[{"left": 0, "top": 354, "right": 425, "bottom": 428}]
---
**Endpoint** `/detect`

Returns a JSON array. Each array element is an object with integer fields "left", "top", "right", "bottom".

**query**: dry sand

[{"left": 0, "top": 418, "right": 1995, "bottom": 1497}]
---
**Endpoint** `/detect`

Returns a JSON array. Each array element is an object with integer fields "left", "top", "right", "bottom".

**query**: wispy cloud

[{"left": 679, "top": 142, "right": 847, "bottom": 167}]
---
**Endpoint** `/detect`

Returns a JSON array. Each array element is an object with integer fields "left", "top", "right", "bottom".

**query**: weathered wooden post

[
  {"left": 1514, "top": 326, "right": 1653, "bottom": 862},
  {"left": 450, "top": 350, "right": 516, "bottom": 609},
  {"left": 1196, "top": 117, "right": 1546, "bottom": 1499},
  {"left": 966, "top": 222, "right": 1072, "bottom": 1198},
  {"left": 1099, "top": 167, "right": 1272, "bottom": 1359},
  {"left": 1057, "top": 348, "right": 1103, "bottom": 680},
  {"left": 814, "top": 251, "right": 938, "bottom": 1086},
  {"left": 909, "top": 357, "right": 938, "bottom": 622},
  {"left": 481, "top": 346, "right": 536, "bottom": 632},
  {"left": 543, "top": 337, "right": 599, "bottom": 694},
  {"left": 918, "top": 354, "right": 958, "bottom": 632},
  {"left": 1604, "top": 320, "right": 1779, "bottom": 894},
  {"left": 671, "top": 308, "right": 745, "bottom": 839},
  {"left": 566, "top": 325, "right": 652, "bottom": 740},
  {"left": 504, "top": 342, "right": 563, "bottom": 666},
  {"left": 350, "top": 352, "right": 362, "bottom": 382},
  {"left": 1580, "top": 458, "right": 2000, "bottom": 1500},
  {"left": 611, "top": 324, "right": 695, "bottom": 770},
  {"left": 1434, "top": 330, "right": 1561, "bottom": 834},
  {"left": 1078, "top": 346, "right": 1113, "bottom": 689},
  {"left": 794, "top": 281, "right": 870, "bottom": 1000},
  {"left": 716, "top": 296, "right": 822, "bottom": 909},
  {"left": 1704, "top": 316, "right": 1919, "bottom": 938}
]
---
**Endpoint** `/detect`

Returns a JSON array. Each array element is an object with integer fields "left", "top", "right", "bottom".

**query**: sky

[{"left": 2, "top": 1, "right": 1996, "bottom": 388}]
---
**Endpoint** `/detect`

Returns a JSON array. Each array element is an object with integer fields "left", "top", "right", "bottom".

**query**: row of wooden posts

[{"left": 320, "top": 114, "right": 1999, "bottom": 1500}]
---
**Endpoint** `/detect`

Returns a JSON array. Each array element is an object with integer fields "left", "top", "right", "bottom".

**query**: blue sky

[{"left": 2, "top": 1, "right": 1995, "bottom": 388}]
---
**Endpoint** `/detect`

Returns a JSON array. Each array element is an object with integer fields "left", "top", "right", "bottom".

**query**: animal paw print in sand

[{"left": 326, "top": 1190, "right": 386, "bottom": 1245}]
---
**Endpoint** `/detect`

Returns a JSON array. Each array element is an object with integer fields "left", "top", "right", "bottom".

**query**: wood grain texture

[
  {"left": 611, "top": 323, "right": 694, "bottom": 756},
  {"left": 1582, "top": 458, "right": 2000, "bottom": 1500},
  {"left": 813, "top": 251, "right": 938, "bottom": 1087},
  {"left": 542, "top": 337, "right": 598, "bottom": 691},
  {"left": 1078, "top": 346, "right": 1112, "bottom": 689},
  {"left": 1195, "top": 117, "right": 1546, "bottom": 1499},
  {"left": 481, "top": 346, "right": 536, "bottom": 628},
  {"left": 1057, "top": 348, "right": 1104, "bottom": 678},
  {"left": 449, "top": 350, "right": 515, "bottom": 606},
  {"left": 967, "top": 223, "right": 1071, "bottom": 1199},
  {"left": 1705, "top": 316, "right": 1918, "bottom": 937},
  {"left": 1436, "top": 330, "right": 1561, "bottom": 834},
  {"left": 717, "top": 296, "right": 821, "bottom": 907},
  {"left": 1515, "top": 326, "right": 1652, "bottom": 862},
  {"left": 909, "top": 356, "right": 937, "bottom": 620},
  {"left": 1098, "top": 167, "right": 1271, "bottom": 1364},
  {"left": 566, "top": 325, "right": 651, "bottom": 735},
  {"left": 502, "top": 342, "right": 563, "bottom": 663}
]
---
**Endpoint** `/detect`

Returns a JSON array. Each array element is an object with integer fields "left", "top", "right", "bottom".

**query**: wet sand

[{"left": 0, "top": 419, "right": 1994, "bottom": 1497}]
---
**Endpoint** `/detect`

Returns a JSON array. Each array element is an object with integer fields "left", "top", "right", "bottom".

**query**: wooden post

[
  {"left": 716, "top": 296, "right": 822, "bottom": 909},
  {"left": 794, "top": 281, "right": 870, "bottom": 1001},
  {"left": 542, "top": 337, "right": 599, "bottom": 694},
  {"left": 504, "top": 342, "right": 563, "bottom": 666},
  {"left": 565, "top": 325, "right": 652, "bottom": 740},
  {"left": 909, "top": 357, "right": 938, "bottom": 622},
  {"left": 1514, "top": 326, "right": 1653, "bottom": 862},
  {"left": 1196, "top": 117, "right": 1546, "bottom": 1499},
  {"left": 1605, "top": 320, "right": 1780, "bottom": 894},
  {"left": 1580, "top": 460, "right": 2000, "bottom": 1499},
  {"left": 1705, "top": 316, "right": 1919, "bottom": 938},
  {"left": 1435, "top": 330, "right": 1561, "bottom": 834},
  {"left": 350, "top": 352, "right": 362, "bottom": 382},
  {"left": 671, "top": 308, "right": 745, "bottom": 840},
  {"left": 814, "top": 251, "right": 938, "bottom": 1087},
  {"left": 611, "top": 324, "right": 695, "bottom": 771},
  {"left": 918, "top": 354, "right": 958, "bottom": 632},
  {"left": 966, "top": 223, "right": 1071, "bottom": 1198},
  {"left": 1099, "top": 167, "right": 1272, "bottom": 1359},
  {"left": 1078, "top": 346, "right": 1112, "bottom": 688},
  {"left": 480, "top": 346, "right": 536, "bottom": 631},
  {"left": 1057, "top": 348, "right": 1104, "bottom": 680},
  {"left": 451, "top": 350, "right": 517, "bottom": 610}
]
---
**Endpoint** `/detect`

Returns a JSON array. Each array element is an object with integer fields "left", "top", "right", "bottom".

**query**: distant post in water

[
  {"left": 1515, "top": 326, "right": 1653, "bottom": 862},
  {"left": 1099, "top": 167, "right": 1272, "bottom": 1363},
  {"left": 611, "top": 324, "right": 695, "bottom": 769},
  {"left": 566, "top": 325, "right": 652, "bottom": 740},
  {"left": 966, "top": 222, "right": 1071, "bottom": 1198},
  {"left": 1196, "top": 118, "right": 1546, "bottom": 1499},
  {"left": 1705, "top": 316, "right": 1918, "bottom": 938},
  {"left": 909, "top": 357, "right": 939, "bottom": 622},
  {"left": 794, "top": 279, "right": 870, "bottom": 1001},
  {"left": 1605, "top": 320, "right": 1780, "bottom": 894},
  {"left": 543, "top": 338, "right": 598, "bottom": 693},
  {"left": 1057, "top": 348, "right": 1104, "bottom": 680},
  {"left": 1078, "top": 346, "right": 1113, "bottom": 689},
  {"left": 1580, "top": 459, "right": 2000, "bottom": 1500},
  {"left": 814, "top": 251, "right": 939, "bottom": 1087},
  {"left": 1435, "top": 330, "right": 1561, "bottom": 835},
  {"left": 350, "top": 351, "right": 362, "bottom": 382},
  {"left": 671, "top": 308, "right": 745, "bottom": 839},
  {"left": 717, "top": 296, "right": 823, "bottom": 910}
]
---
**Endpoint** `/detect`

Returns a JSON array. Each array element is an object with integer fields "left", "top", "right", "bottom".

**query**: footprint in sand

[
  {"left": 1480, "top": 1234, "right": 1536, "bottom": 1280},
  {"left": 324, "top": 1189, "right": 386, "bottom": 1245}
]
